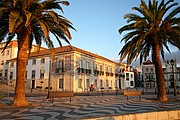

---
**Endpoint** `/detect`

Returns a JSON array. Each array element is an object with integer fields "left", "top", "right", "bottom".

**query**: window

[
  {"left": 100, "top": 80, "right": 103, "bottom": 88},
  {"left": 5, "top": 69, "right": 8, "bottom": 79},
  {"left": 110, "top": 68, "right": 112, "bottom": 73},
  {"left": 126, "top": 73, "right": 129, "bottom": 81},
  {"left": 94, "top": 64, "right": 97, "bottom": 70},
  {"left": 5, "top": 61, "right": 9, "bottom": 65},
  {"left": 86, "top": 61, "right": 90, "bottom": 69},
  {"left": 150, "top": 68, "right": 153, "bottom": 73},
  {"left": 78, "top": 79, "right": 82, "bottom": 88},
  {"left": 1, "top": 61, "right": 4, "bottom": 65},
  {"left": 41, "top": 58, "right": 45, "bottom": 64},
  {"left": 6, "top": 50, "right": 9, "bottom": 56},
  {"left": 106, "top": 67, "right": 108, "bottom": 72},
  {"left": 10, "top": 72, "right": 13, "bottom": 79},
  {"left": 40, "top": 70, "right": 44, "bottom": 79},
  {"left": 11, "top": 62, "right": 14, "bottom": 67},
  {"left": 26, "top": 71, "right": 27, "bottom": 79},
  {"left": 26, "top": 61, "right": 28, "bottom": 65},
  {"left": 32, "top": 59, "right": 36, "bottom": 65},
  {"left": 146, "top": 68, "right": 149, "bottom": 72},
  {"left": 31, "top": 70, "right": 36, "bottom": 79},
  {"left": 0, "top": 70, "right": 2, "bottom": 78},
  {"left": 59, "top": 79, "right": 64, "bottom": 89},
  {"left": 100, "top": 65, "right": 103, "bottom": 71},
  {"left": 131, "top": 74, "right": 133, "bottom": 78},
  {"left": 86, "top": 79, "right": 90, "bottom": 88},
  {"left": 130, "top": 81, "right": 134, "bottom": 86},
  {"left": 106, "top": 80, "right": 109, "bottom": 87},
  {"left": 170, "top": 75, "right": 173, "bottom": 80},
  {"left": 115, "top": 80, "right": 118, "bottom": 88},
  {"left": 94, "top": 79, "right": 97, "bottom": 88},
  {"left": 79, "top": 60, "right": 83, "bottom": 68}
]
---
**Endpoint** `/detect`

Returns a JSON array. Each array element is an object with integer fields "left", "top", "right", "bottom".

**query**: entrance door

[
  {"left": 119, "top": 79, "right": 121, "bottom": 89},
  {"left": 32, "top": 80, "right": 35, "bottom": 89}
]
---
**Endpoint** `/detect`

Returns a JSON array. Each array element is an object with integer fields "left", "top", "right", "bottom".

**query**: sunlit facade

[{"left": 1, "top": 42, "right": 135, "bottom": 92}]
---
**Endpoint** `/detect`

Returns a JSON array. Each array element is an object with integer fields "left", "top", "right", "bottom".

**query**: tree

[
  {"left": 0, "top": 0, "right": 75, "bottom": 106},
  {"left": 118, "top": 0, "right": 180, "bottom": 101}
]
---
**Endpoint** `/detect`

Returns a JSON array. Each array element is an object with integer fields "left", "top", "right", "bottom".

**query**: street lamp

[
  {"left": 47, "top": 60, "right": 52, "bottom": 99},
  {"left": 170, "top": 59, "right": 176, "bottom": 96}
]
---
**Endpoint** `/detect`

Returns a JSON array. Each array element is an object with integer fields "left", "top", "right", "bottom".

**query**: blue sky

[{"left": 51, "top": 0, "right": 180, "bottom": 62}]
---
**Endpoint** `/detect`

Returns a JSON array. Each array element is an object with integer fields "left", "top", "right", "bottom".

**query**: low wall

[{"left": 85, "top": 110, "right": 180, "bottom": 120}]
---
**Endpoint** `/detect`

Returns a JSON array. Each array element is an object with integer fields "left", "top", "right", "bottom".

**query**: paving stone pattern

[{"left": 1, "top": 94, "right": 180, "bottom": 120}]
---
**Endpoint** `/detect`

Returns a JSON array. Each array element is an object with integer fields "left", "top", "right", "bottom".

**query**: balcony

[
  {"left": 99, "top": 71, "right": 104, "bottom": 76},
  {"left": 85, "top": 69, "right": 91, "bottom": 75},
  {"left": 106, "top": 72, "right": 109, "bottom": 76},
  {"left": 110, "top": 73, "right": 114, "bottom": 77},
  {"left": 94, "top": 70, "right": 99, "bottom": 76},
  {"left": 55, "top": 68, "right": 65, "bottom": 74},
  {"left": 77, "top": 68, "right": 85, "bottom": 74}
]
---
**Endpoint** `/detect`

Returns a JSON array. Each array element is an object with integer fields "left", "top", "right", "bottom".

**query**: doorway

[{"left": 32, "top": 80, "right": 35, "bottom": 89}]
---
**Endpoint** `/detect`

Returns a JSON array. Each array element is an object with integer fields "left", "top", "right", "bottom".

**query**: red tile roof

[
  {"left": 29, "top": 45, "right": 116, "bottom": 63},
  {"left": 143, "top": 60, "right": 154, "bottom": 65}
]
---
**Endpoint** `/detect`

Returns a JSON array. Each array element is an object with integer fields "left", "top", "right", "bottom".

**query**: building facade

[
  {"left": 0, "top": 41, "right": 46, "bottom": 83},
  {"left": 163, "top": 59, "right": 180, "bottom": 88},
  {"left": 142, "top": 59, "right": 180, "bottom": 88},
  {"left": 1, "top": 42, "right": 135, "bottom": 92},
  {"left": 142, "top": 60, "right": 156, "bottom": 88}
]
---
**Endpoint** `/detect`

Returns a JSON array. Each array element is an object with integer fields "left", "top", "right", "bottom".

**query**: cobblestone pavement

[{"left": 0, "top": 85, "right": 180, "bottom": 120}]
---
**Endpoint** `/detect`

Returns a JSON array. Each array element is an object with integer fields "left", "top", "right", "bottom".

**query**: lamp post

[
  {"left": 170, "top": 59, "right": 176, "bottom": 96},
  {"left": 47, "top": 60, "right": 52, "bottom": 99}
]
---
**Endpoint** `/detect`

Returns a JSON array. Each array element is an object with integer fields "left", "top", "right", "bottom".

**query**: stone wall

[{"left": 85, "top": 110, "right": 180, "bottom": 120}]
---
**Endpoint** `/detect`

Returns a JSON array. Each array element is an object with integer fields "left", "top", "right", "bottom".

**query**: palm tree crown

[
  {"left": 0, "top": 0, "right": 75, "bottom": 52},
  {"left": 0, "top": 0, "right": 75, "bottom": 106},
  {"left": 118, "top": 0, "right": 180, "bottom": 101},
  {"left": 119, "top": 0, "right": 180, "bottom": 64}
]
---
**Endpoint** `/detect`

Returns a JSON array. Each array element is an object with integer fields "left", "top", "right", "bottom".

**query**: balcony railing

[
  {"left": 99, "top": 71, "right": 104, "bottom": 76},
  {"left": 85, "top": 69, "right": 91, "bottom": 74},
  {"left": 106, "top": 72, "right": 109, "bottom": 76},
  {"left": 55, "top": 68, "right": 65, "bottom": 74},
  {"left": 94, "top": 70, "right": 99, "bottom": 76},
  {"left": 110, "top": 73, "right": 113, "bottom": 76},
  {"left": 77, "top": 68, "right": 85, "bottom": 74}
]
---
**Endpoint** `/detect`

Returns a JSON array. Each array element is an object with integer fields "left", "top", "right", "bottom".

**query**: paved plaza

[{"left": 0, "top": 85, "right": 180, "bottom": 120}]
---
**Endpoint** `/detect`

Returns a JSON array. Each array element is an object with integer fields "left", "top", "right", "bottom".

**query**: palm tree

[
  {"left": 0, "top": 0, "right": 75, "bottom": 106},
  {"left": 118, "top": 0, "right": 180, "bottom": 101}
]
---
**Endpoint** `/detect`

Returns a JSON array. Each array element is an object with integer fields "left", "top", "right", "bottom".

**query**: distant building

[
  {"left": 142, "top": 60, "right": 156, "bottom": 88},
  {"left": 142, "top": 59, "right": 180, "bottom": 88},
  {"left": 163, "top": 59, "right": 180, "bottom": 88}
]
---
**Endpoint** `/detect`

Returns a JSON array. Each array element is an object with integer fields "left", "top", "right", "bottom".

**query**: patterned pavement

[{"left": 1, "top": 92, "right": 180, "bottom": 120}]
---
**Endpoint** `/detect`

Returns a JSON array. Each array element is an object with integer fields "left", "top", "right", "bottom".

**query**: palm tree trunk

[
  {"left": 153, "top": 44, "right": 168, "bottom": 101},
  {"left": 12, "top": 31, "right": 29, "bottom": 106}
]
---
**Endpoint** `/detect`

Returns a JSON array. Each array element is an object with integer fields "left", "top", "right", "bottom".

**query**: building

[
  {"left": 1, "top": 42, "right": 135, "bottom": 92},
  {"left": 142, "top": 59, "right": 180, "bottom": 89},
  {"left": 0, "top": 41, "right": 46, "bottom": 83},
  {"left": 142, "top": 60, "right": 156, "bottom": 88},
  {"left": 163, "top": 59, "right": 180, "bottom": 88}
]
